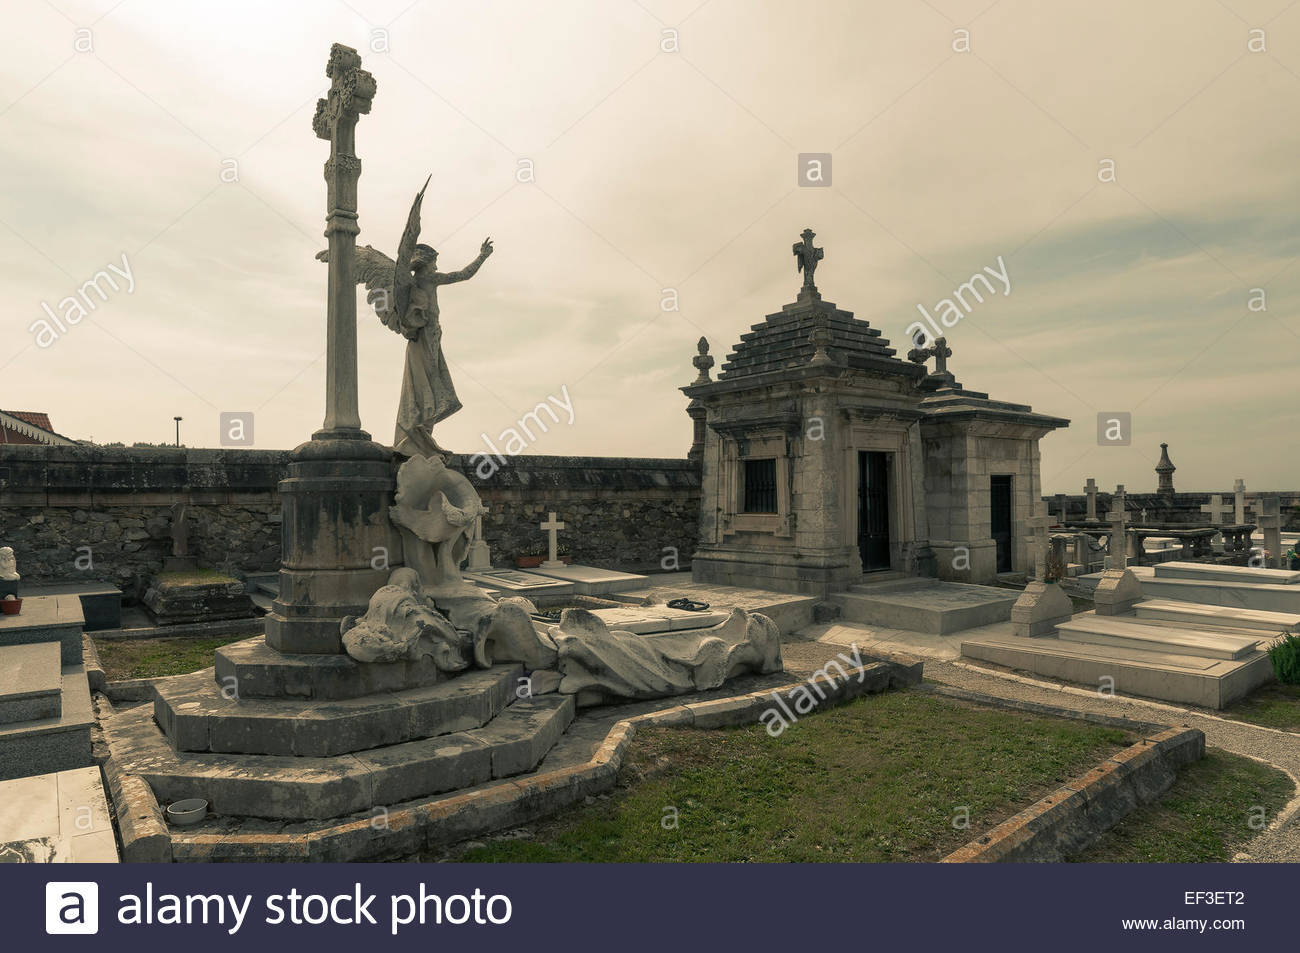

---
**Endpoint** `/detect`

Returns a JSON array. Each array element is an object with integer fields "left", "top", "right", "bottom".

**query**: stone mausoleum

[{"left": 684, "top": 230, "right": 1069, "bottom": 597}]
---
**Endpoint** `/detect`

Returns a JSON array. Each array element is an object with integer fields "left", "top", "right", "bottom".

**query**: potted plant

[
  {"left": 515, "top": 542, "right": 545, "bottom": 569},
  {"left": 1, "top": 594, "right": 21, "bottom": 616}
]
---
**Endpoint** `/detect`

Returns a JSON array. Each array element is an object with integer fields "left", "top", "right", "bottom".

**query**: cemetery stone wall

[{"left": 0, "top": 445, "right": 700, "bottom": 598}]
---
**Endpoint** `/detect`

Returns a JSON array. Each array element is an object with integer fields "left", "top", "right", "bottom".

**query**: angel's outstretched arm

[{"left": 434, "top": 238, "right": 493, "bottom": 285}]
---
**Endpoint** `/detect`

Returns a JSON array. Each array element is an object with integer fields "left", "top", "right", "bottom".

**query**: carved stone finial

[
  {"left": 692, "top": 336, "right": 714, "bottom": 384},
  {"left": 907, "top": 334, "right": 953, "bottom": 376},
  {"left": 807, "top": 317, "right": 834, "bottom": 365}
]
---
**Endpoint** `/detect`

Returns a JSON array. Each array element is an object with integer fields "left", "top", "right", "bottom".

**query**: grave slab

[
  {"left": 1153, "top": 561, "right": 1300, "bottom": 585},
  {"left": 463, "top": 569, "right": 574, "bottom": 597},
  {"left": 0, "top": 765, "right": 117, "bottom": 863},
  {"left": 0, "top": 595, "right": 84, "bottom": 665},
  {"left": 0, "top": 643, "right": 62, "bottom": 724},
  {"left": 525, "top": 564, "right": 649, "bottom": 595}
]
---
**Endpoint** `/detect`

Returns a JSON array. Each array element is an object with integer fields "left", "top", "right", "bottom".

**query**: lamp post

[{"left": 174, "top": 416, "right": 182, "bottom": 447}]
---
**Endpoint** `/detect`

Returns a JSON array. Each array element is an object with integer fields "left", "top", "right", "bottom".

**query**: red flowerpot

[
  {"left": 1, "top": 598, "right": 21, "bottom": 615},
  {"left": 515, "top": 556, "right": 543, "bottom": 569}
]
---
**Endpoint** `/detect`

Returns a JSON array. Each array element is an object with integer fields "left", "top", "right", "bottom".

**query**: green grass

[
  {"left": 450, "top": 691, "right": 1133, "bottom": 863},
  {"left": 96, "top": 634, "right": 255, "bottom": 680},
  {"left": 1220, "top": 683, "right": 1300, "bottom": 732},
  {"left": 1073, "top": 749, "right": 1294, "bottom": 862}
]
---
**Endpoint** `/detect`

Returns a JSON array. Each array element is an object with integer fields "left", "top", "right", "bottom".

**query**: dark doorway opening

[
  {"left": 857, "top": 451, "right": 891, "bottom": 572},
  {"left": 991, "top": 475, "right": 1013, "bottom": 573}
]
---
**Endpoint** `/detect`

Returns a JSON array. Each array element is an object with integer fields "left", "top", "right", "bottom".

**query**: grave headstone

[
  {"left": 540, "top": 512, "right": 566, "bottom": 569},
  {"left": 164, "top": 502, "right": 199, "bottom": 572},
  {"left": 465, "top": 511, "right": 492, "bottom": 571},
  {"left": 1259, "top": 495, "right": 1284, "bottom": 569},
  {"left": 1234, "top": 478, "right": 1247, "bottom": 524},
  {"left": 1026, "top": 510, "right": 1054, "bottom": 581},
  {"left": 1084, "top": 478, "right": 1098, "bottom": 521}
]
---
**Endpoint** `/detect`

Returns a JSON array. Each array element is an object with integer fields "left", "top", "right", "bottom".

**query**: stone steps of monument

[
  {"left": 155, "top": 664, "right": 523, "bottom": 758},
  {"left": 1152, "top": 561, "right": 1300, "bottom": 585},
  {"left": 829, "top": 582, "right": 1016, "bottom": 635},
  {"left": 0, "top": 662, "right": 95, "bottom": 782},
  {"left": 0, "top": 594, "right": 86, "bottom": 666},
  {"left": 1134, "top": 599, "right": 1300, "bottom": 634},
  {"left": 960, "top": 632, "right": 1272, "bottom": 709},
  {"left": 215, "top": 636, "right": 448, "bottom": 702},
  {"left": 0, "top": 642, "right": 63, "bottom": 725},
  {"left": 106, "top": 693, "right": 575, "bottom": 821},
  {"left": 1056, "top": 615, "right": 1261, "bottom": 661},
  {"left": 1138, "top": 576, "right": 1300, "bottom": 614}
]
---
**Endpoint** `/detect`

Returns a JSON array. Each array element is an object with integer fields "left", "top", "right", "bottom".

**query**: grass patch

[
  {"left": 96, "top": 634, "right": 255, "bottom": 680},
  {"left": 1073, "top": 749, "right": 1294, "bottom": 862},
  {"left": 1219, "top": 682, "right": 1300, "bottom": 732},
  {"left": 450, "top": 691, "right": 1133, "bottom": 863}
]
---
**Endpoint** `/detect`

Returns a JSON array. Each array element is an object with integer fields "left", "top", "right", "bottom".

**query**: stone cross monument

[
  {"left": 264, "top": 43, "right": 401, "bottom": 656},
  {"left": 1107, "top": 485, "right": 1127, "bottom": 570},
  {"left": 1200, "top": 494, "right": 1230, "bottom": 525},
  {"left": 1084, "top": 478, "right": 1098, "bottom": 521},
  {"left": 1025, "top": 510, "right": 1055, "bottom": 580},
  {"left": 313, "top": 44, "right": 375, "bottom": 435},
  {"left": 1258, "top": 495, "right": 1284, "bottom": 569},
  {"left": 540, "top": 512, "right": 566, "bottom": 569},
  {"left": 1234, "top": 478, "right": 1247, "bottom": 524}
]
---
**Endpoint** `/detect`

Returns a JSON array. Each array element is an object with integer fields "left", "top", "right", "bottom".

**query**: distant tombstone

[
  {"left": 1053, "top": 493, "right": 1068, "bottom": 525},
  {"left": 1259, "top": 495, "right": 1284, "bottom": 569},
  {"left": 1234, "top": 478, "right": 1247, "bottom": 524},
  {"left": 540, "top": 511, "right": 566, "bottom": 569},
  {"left": 1084, "top": 478, "right": 1098, "bottom": 521},
  {"left": 164, "top": 502, "right": 199, "bottom": 572},
  {"left": 1025, "top": 510, "right": 1054, "bottom": 580},
  {"left": 466, "top": 511, "right": 492, "bottom": 571},
  {"left": 1200, "top": 494, "right": 1229, "bottom": 526}
]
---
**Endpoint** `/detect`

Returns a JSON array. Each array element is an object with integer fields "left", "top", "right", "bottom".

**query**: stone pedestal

[
  {"left": 1093, "top": 568, "right": 1143, "bottom": 616},
  {"left": 1010, "top": 580, "right": 1074, "bottom": 637},
  {"left": 264, "top": 432, "right": 403, "bottom": 655}
]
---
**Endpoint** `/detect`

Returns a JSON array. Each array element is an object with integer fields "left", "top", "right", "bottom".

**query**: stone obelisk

[{"left": 264, "top": 44, "right": 403, "bottom": 655}]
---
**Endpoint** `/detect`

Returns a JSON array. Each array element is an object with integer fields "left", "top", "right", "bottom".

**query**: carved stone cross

[
  {"left": 908, "top": 335, "right": 952, "bottom": 375},
  {"left": 1084, "top": 478, "right": 1098, "bottom": 521},
  {"left": 540, "top": 512, "right": 566, "bottom": 568},
  {"left": 1200, "top": 494, "right": 1230, "bottom": 526},
  {"left": 170, "top": 502, "right": 190, "bottom": 558},
  {"left": 313, "top": 43, "right": 376, "bottom": 435},
  {"left": 792, "top": 228, "right": 823, "bottom": 298},
  {"left": 1026, "top": 509, "right": 1054, "bottom": 580},
  {"left": 1256, "top": 495, "right": 1284, "bottom": 569},
  {"left": 1106, "top": 485, "right": 1128, "bottom": 570},
  {"left": 1233, "top": 478, "right": 1247, "bottom": 524}
]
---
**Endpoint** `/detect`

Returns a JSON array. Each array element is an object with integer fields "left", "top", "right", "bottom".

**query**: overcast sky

[{"left": 2, "top": 0, "right": 1298, "bottom": 494}]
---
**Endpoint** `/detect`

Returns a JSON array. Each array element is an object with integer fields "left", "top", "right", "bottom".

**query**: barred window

[{"left": 743, "top": 458, "right": 778, "bottom": 513}]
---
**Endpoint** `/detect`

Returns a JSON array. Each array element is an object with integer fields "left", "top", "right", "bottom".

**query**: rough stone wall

[{"left": 0, "top": 445, "right": 700, "bottom": 597}]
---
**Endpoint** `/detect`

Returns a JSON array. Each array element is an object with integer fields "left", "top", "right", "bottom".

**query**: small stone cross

[
  {"left": 1256, "top": 495, "right": 1284, "bottom": 569},
  {"left": 1200, "top": 494, "right": 1230, "bottom": 526},
  {"left": 1026, "top": 509, "right": 1054, "bottom": 580},
  {"left": 1084, "top": 478, "right": 1098, "bottom": 521},
  {"left": 792, "top": 228, "right": 823, "bottom": 297},
  {"left": 540, "top": 511, "right": 566, "bottom": 568},
  {"left": 1233, "top": 478, "right": 1247, "bottom": 524},
  {"left": 1106, "top": 489, "right": 1128, "bottom": 570}
]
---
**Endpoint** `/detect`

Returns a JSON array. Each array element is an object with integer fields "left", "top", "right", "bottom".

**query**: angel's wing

[
  {"left": 393, "top": 175, "right": 431, "bottom": 322},
  {"left": 354, "top": 244, "right": 403, "bottom": 333}
]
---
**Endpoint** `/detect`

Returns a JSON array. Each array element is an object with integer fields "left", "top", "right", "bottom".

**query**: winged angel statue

[{"left": 317, "top": 176, "right": 493, "bottom": 458}]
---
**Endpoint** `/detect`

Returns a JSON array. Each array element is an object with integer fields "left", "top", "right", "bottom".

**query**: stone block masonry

[{"left": 0, "top": 445, "right": 700, "bottom": 595}]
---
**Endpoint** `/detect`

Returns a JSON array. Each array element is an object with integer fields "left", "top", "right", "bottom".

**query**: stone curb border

[
  {"left": 933, "top": 683, "right": 1206, "bottom": 863},
  {"left": 93, "top": 618, "right": 264, "bottom": 642},
  {"left": 94, "top": 694, "right": 173, "bottom": 862},
  {"left": 134, "top": 656, "right": 923, "bottom": 863}
]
